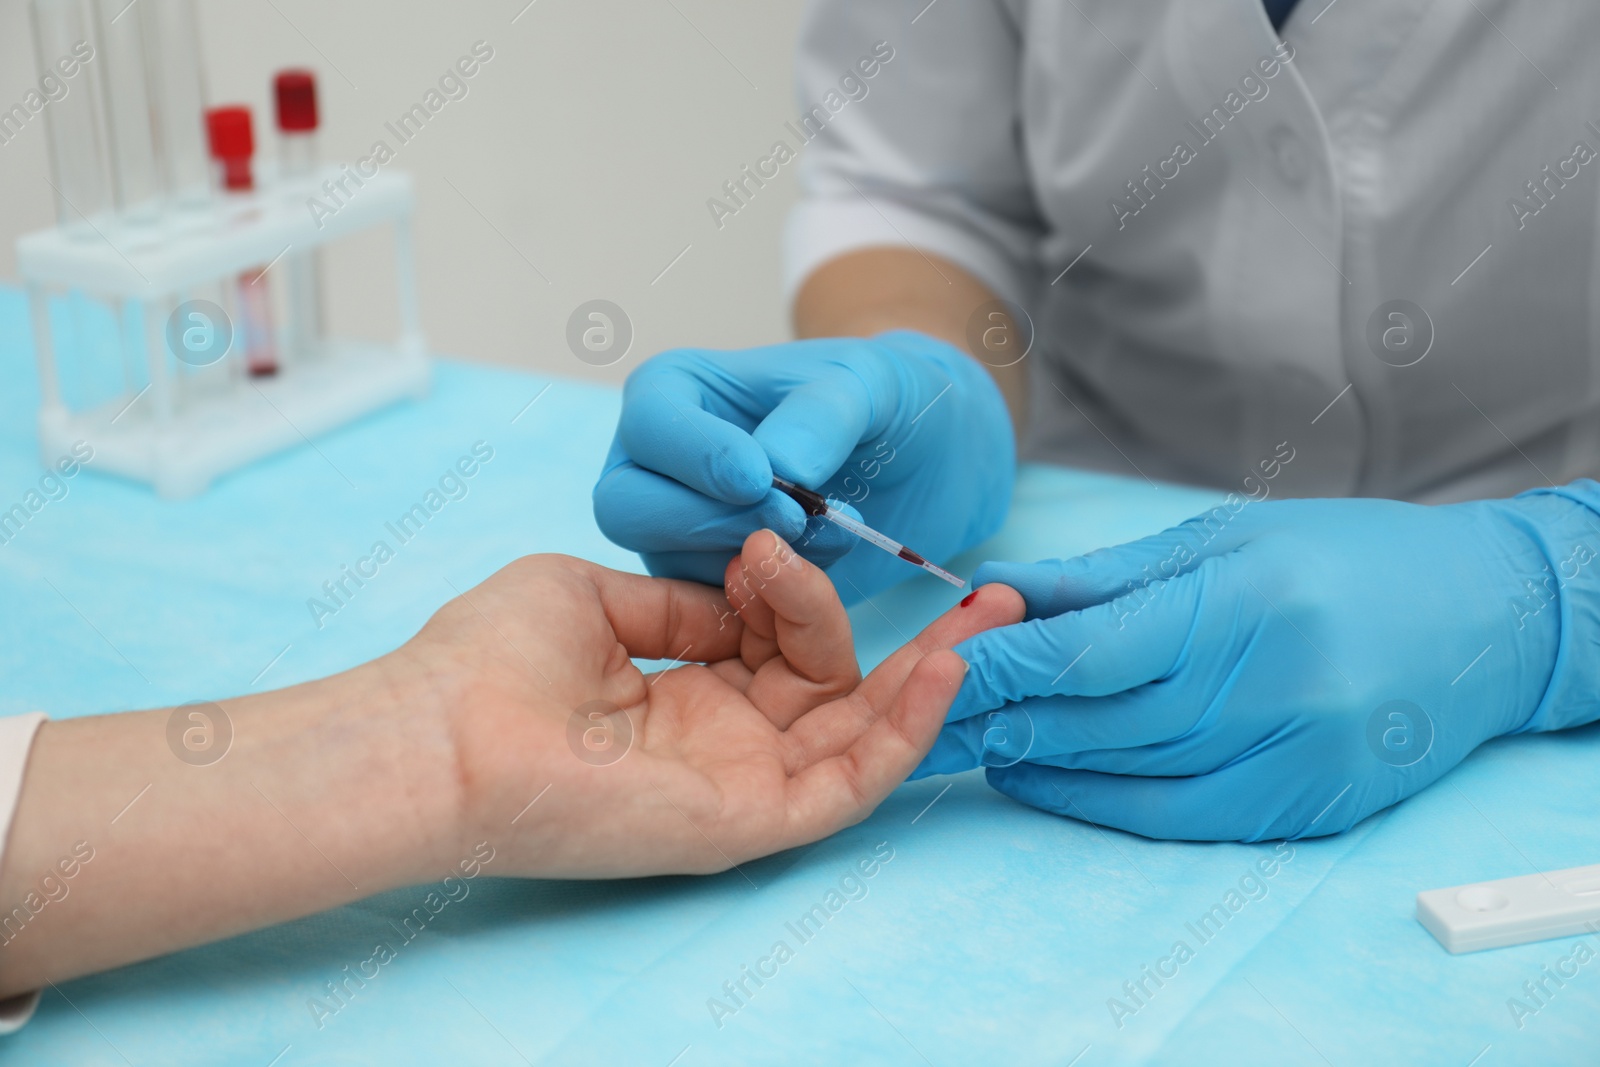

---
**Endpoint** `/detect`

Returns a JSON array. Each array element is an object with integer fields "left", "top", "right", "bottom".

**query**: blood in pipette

[{"left": 776, "top": 480, "right": 829, "bottom": 517}]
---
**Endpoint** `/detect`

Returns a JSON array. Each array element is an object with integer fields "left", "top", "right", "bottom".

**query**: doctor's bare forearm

[{"left": 793, "top": 247, "right": 1028, "bottom": 438}]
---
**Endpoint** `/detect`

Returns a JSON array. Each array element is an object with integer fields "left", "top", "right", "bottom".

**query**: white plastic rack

[{"left": 17, "top": 166, "right": 428, "bottom": 498}]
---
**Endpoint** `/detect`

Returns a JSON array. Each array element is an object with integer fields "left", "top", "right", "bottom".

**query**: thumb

[{"left": 752, "top": 368, "right": 877, "bottom": 487}]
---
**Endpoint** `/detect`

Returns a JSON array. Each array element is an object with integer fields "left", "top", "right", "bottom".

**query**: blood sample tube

[
  {"left": 275, "top": 70, "right": 324, "bottom": 362},
  {"left": 275, "top": 70, "right": 318, "bottom": 176},
  {"left": 206, "top": 106, "right": 279, "bottom": 378}
]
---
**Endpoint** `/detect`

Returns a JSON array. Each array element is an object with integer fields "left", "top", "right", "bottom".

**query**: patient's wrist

[{"left": 346, "top": 652, "right": 475, "bottom": 888}]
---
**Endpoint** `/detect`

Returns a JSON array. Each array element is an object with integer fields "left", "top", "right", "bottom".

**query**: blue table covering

[{"left": 1, "top": 287, "right": 1597, "bottom": 1065}]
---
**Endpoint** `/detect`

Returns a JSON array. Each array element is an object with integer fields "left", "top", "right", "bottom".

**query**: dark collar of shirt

[{"left": 1262, "top": 0, "right": 1301, "bottom": 31}]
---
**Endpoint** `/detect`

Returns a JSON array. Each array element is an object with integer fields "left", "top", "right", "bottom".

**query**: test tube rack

[{"left": 17, "top": 167, "right": 428, "bottom": 498}]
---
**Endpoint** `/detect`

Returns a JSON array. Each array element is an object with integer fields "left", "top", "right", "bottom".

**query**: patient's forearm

[
  {"left": 793, "top": 246, "right": 1029, "bottom": 436},
  {"left": 0, "top": 658, "right": 460, "bottom": 997}
]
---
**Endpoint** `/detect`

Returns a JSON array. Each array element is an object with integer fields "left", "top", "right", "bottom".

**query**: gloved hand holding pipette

[{"left": 592, "top": 329, "right": 1014, "bottom": 600}]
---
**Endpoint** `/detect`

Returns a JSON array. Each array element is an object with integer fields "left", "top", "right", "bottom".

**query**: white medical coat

[{"left": 784, "top": 0, "right": 1600, "bottom": 502}]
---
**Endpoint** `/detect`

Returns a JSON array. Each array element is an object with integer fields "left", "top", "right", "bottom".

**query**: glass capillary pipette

[{"left": 772, "top": 477, "right": 966, "bottom": 589}]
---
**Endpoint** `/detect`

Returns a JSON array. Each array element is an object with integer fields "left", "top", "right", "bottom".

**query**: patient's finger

[
  {"left": 776, "top": 650, "right": 965, "bottom": 850},
  {"left": 779, "top": 583, "right": 1024, "bottom": 769},
  {"left": 584, "top": 561, "right": 744, "bottom": 664},
  {"left": 738, "top": 530, "right": 861, "bottom": 728},
  {"left": 724, "top": 555, "right": 778, "bottom": 669},
  {"left": 855, "top": 583, "right": 1026, "bottom": 714}
]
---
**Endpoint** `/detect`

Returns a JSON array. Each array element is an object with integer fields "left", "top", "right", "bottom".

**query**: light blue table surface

[{"left": 1, "top": 287, "right": 1598, "bottom": 1065}]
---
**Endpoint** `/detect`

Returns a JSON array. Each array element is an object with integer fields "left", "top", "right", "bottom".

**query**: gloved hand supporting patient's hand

[
  {"left": 915, "top": 484, "right": 1600, "bottom": 841},
  {"left": 593, "top": 330, "right": 1015, "bottom": 600}
]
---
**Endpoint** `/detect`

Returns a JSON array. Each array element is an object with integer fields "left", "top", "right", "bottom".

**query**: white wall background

[{"left": 0, "top": 0, "right": 807, "bottom": 380}]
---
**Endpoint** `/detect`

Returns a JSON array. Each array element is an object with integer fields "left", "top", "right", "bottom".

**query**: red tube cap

[
  {"left": 206, "top": 105, "right": 255, "bottom": 191},
  {"left": 275, "top": 70, "right": 319, "bottom": 132}
]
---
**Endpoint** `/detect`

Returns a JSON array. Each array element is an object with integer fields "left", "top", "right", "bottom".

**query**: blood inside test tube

[{"left": 206, "top": 106, "right": 279, "bottom": 378}]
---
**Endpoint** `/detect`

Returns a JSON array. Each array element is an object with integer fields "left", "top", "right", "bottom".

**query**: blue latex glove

[
  {"left": 915, "top": 484, "right": 1600, "bottom": 841},
  {"left": 593, "top": 330, "right": 1015, "bottom": 599}
]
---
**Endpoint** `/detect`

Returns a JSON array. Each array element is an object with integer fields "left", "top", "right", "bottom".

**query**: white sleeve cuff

[
  {"left": 0, "top": 992, "right": 39, "bottom": 1036},
  {"left": 0, "top": 712, "right": 48, "bottom": 1036},
  {"left": 783, "top": 195, "right": 1035, "bottom": 310}
]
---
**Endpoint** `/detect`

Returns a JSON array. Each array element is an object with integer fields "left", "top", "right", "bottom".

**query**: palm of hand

[{"left": 406, "top": 532, "right": 1020, "bottom": 878}]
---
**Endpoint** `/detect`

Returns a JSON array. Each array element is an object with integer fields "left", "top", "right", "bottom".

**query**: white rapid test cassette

[{"left": 1417, "top": 863, "right": 1600, "bottom": 953}]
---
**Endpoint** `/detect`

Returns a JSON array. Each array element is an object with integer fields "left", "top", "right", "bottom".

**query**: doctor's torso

[{"left": 795, "top": 0, "right": 1600, "bottom": 502}]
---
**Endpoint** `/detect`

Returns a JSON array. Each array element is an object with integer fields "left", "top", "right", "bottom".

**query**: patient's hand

[
  {"left": 0, "top": 532, "right": 1021, "bottom": 996},
  {"left": 402, "top": 531, "right": 1023, "bottom": 878}
]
